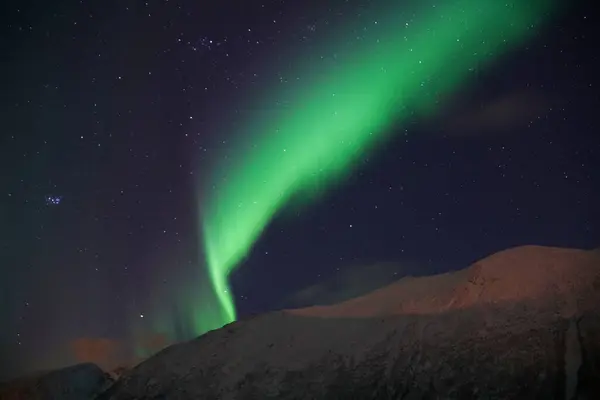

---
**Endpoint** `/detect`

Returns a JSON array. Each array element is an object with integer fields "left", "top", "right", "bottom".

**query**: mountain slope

[
  {"left": 291, "top": 245, "right": 600, "bottom": 318},
  {"left": 0, "top": 363, "right": 110, "bottom": 400},
  {"left": 99, "top": 245, "right": 600, "bottom": 400}
]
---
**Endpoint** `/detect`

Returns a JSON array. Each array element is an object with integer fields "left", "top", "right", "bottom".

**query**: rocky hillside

[
  {"left": 98, "top": 245, "right": 600, "bottom": 399},
  {"left": 2, "top": 245, "right": 599, "bottom": 399}
]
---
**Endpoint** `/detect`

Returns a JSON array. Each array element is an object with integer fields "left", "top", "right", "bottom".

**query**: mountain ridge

[
  {"left": 288, "top": 245, "right": 600, "bottom": 318},
  {"left": 98, "top": 244, "right": 600, "bottom": 399},
  {"left": 2, "top": 245, "right": 599, "bottom": 399}
]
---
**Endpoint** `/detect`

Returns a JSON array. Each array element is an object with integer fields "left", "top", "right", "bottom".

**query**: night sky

[{"left": 1, "top": 0, "right": 598, "bottom": 380}]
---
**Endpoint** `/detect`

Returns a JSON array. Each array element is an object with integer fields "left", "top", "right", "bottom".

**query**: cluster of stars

[{"left": 45, "top": 195, "right": 62, "bottom": 206}]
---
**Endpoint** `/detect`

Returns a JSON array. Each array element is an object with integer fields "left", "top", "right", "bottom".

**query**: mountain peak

[{"left": 288, "top": 245, "right": 600, "bottom": 318}]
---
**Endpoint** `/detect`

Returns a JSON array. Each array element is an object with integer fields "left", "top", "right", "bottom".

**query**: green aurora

[{"left": 190, "top": 0, "right": 558, "bottom": 335}]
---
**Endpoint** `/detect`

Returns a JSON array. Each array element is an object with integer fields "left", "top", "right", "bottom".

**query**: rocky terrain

[{"left": 2, "top": 245, "right": 599, "bottom": 399}]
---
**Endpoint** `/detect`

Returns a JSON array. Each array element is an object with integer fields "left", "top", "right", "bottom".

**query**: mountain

[
  {"left": 2, "top": 245, "right": 599, "bottom": 399},
  {"left": 98, "top": 245, "right": 600, "bottom": 399},
  {"left": 290, "top": 245, "right": 600, "bottom": 318},
  {"left": 0, "top": 363, "right": 110, "bottom": 400}
]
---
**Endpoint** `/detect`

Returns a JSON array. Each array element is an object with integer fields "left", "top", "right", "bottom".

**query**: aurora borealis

[
  {"left": 3, "top": 0, "right": 599, "bottom": 380},
  {"left": 198, "top": 0, "right": 559, "bottom": 331}
]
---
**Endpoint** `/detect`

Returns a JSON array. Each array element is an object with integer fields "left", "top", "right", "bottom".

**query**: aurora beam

[{"left": 199, "top": 0, "right": 558, "bottom": 329}]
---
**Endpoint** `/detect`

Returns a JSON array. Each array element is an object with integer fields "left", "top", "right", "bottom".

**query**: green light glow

[{"left": 196, "top": 0, "right": 557, "bottom": 333}]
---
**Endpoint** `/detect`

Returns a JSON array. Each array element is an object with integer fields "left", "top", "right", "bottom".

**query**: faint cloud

[
  {"left": 441, "top": 90, "right": 555, "bottom": 137},
  {"left": 69, "top": 338, "right": 121, "bottom": 371},
  {"left": 69, "top": 333, "right": 171, "bottom": 373},
  {"left": 284, "top": 262, "right": 414, "bottom": 308}
]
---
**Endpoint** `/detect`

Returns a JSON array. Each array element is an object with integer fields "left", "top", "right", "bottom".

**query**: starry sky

[{"left": 1, "top": 0, "right": 598, "bottom": 380}]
